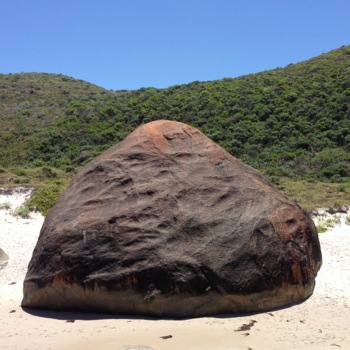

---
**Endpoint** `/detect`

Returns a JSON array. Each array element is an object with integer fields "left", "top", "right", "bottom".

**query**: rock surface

[
  {"left": 22, "top": 120, "right": 322, "bottom": 317},
  {"left": 0, "top": 247, "right": 9, "bottom": 270}
]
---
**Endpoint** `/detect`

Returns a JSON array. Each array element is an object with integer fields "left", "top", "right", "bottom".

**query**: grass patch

[
  {"left": 12, "top": 204, "right": 31, "bottom": 219},
  {"left": 13, "top": 169, "right": 27, "bottom": 177},
  {"left": 0, "top": 202, "right": 11, "bottom": 210},
  {"left": 316, "top": 217, "right": 342, "bottom": 233},
  {"left": 0, "top": 166, "right": 70, "bottom": 185},
  {"left": 346, "top": 216, "right": 350, "bottom": 225},
  {"left": 316, "top": 225, "right": 328, "bottom": 233},
  {"left": 323, "top": 217, "right": 341, "bottom": 227},
  {"left": 275, "top": 178, "right": 350, "bottom": 210}
]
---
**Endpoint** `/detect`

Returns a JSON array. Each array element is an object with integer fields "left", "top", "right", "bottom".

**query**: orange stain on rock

[
  {"left": 123, "top": 273, "right": 138, "bottom": 287},
  {"left": 52, "top": 273, "right": 66, "bottom": 286}
]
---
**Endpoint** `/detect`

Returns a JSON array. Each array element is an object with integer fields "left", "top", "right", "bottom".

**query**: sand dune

[{"left": 1, "top": 188, "right": 349, "bottom": 350}]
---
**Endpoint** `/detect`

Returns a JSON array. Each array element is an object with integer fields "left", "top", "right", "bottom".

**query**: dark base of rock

[{"left": 22, "top": 280, "right": 315, "bottom": 318}]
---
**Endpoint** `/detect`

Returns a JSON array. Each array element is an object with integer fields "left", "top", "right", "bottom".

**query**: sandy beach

[{"left": 1, "top": 188, "right": 349, "bottom": 350}]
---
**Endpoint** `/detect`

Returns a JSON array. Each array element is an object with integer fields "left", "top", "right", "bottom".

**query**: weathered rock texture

[{"left": 22, "top": 120, "right": 322, "bottom": 317}]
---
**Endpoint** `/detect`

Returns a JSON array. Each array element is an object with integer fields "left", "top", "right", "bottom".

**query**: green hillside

[{"left": 1, "top": 46, "right": 350, "bottom": 212}]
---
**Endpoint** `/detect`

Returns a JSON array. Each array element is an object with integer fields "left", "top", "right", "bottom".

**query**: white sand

[
  {"left": 1, "top": 188, "right": 349, "bottom": 350},
  {"left": 0, "top": 187, "right": 44, "bottom": 285}
]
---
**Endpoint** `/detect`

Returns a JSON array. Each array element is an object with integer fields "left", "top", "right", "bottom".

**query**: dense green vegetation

[{"left": 1, "top": 46, "right": 350, "bottom": 211}]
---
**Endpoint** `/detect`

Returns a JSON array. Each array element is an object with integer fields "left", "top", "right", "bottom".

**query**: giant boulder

[{"left": 22, "top": 120, "right": 322, "bottom": 317}]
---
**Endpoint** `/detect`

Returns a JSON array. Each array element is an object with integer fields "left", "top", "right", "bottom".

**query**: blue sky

[{"left": 1, "top": 0, "right": 349, "bottom": 90}]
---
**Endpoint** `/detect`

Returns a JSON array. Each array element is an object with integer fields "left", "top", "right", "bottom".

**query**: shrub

[
  {"left": 28, "top": 183, "right": 62, "bottom": 216},
  {"left": 42, "top": 167, "right": 58, "bottom": 179},
  {"left": 337, "top": 184, "right": 346, "bottom": 192},
  {"left": 14, "top": 169, "right": 27, "bottom": 176}
]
